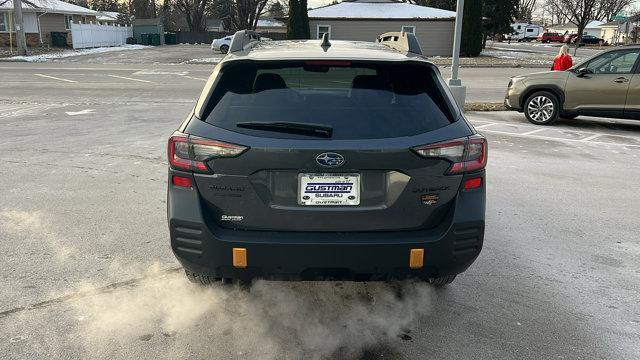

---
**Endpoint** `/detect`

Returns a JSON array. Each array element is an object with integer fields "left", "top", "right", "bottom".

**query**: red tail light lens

[
  {"left": 172, "top": 175, "right": 193, "bottom": 188},
  {"left": 463, "top": 177, "right": 482, "bottom": 189},
  {"left": 168, "top": 132, "right": 248, "bottom": 172},
  {"left": 412, "top": 135, "right": 487, "bottom": 174}
]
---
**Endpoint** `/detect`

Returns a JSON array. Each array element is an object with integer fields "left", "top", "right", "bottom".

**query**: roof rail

[
  {"left": 229, "top": 30, "right": 261, "bottom": 53},
  {"left": 376, "top": 31, "right": 422, "bottom": 55}
]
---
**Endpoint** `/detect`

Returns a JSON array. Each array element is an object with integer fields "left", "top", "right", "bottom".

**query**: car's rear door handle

[{"left": 614, "top": 77, "right": 629, "bottom": 83}]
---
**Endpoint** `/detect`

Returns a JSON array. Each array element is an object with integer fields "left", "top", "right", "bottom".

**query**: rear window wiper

[{"left": 236, "top": 121, "right": 333, "bottom": 138}]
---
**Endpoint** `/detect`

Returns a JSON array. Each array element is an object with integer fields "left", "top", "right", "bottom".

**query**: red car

[
  {"left": 537, "top": 32, "right": 564, "bottom": 43},
  {"left": 563, "top": 34, "right": 578, "bottom": 43}
]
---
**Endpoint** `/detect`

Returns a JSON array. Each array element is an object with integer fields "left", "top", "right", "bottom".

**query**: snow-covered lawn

[{"left": 4, "top": 45, "right": 147, "bottom": 62}]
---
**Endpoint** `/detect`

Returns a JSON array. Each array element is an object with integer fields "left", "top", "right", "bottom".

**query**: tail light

[
  {"left": 167, "top": 132, "right": 248, "bottom": 173},
  {"left": 412, "top": 135, "right": 487, "bottom": 175},
  {"left": 172, "top": 175, "right": 193, "bottom": 188}
]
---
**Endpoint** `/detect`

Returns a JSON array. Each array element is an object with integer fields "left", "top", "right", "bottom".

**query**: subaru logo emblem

[{"left": 316, "top": 152, "right": 345, "bottom": 167}]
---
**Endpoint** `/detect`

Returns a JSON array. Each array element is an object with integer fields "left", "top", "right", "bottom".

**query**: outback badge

[{"left": 421, "top": 194, "right": 439, "bottom": 206}]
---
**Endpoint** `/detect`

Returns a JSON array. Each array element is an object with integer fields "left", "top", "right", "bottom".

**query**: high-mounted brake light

[
  {"left": 168, "top": 133, "right": 248, "bottom": 172},
  {"left": 304, "top": 60, "right": 352, "bottom": 66},
  {"left": 412, "top": 135, "right": 487, "bottom": 175}
]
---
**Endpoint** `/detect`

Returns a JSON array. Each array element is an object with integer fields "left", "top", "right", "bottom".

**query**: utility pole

[
  {"left": 13, "top": 0, "right": 28, "bottom": 56},
  {"left": 448, "top": 0, "right": 466, "bottom": 107}
]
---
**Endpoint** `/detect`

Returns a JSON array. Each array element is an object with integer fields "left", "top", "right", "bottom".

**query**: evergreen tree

[
  {"left": 287, "top": 0, "right": 300, "bottom": 39},
  {"left": 483, "top": 0, "right": 518, "bottom": 40},
  {"left": 300, "top": 0, "right": 310, "bottom": 38},
  {"left": 286, "top": 0, "right": 309, "bottom": 39},
  {"left": 422, "top": 0, "right": 456, "bottom": 10},
  {"left": 460, "top": 0, "right": 482, "bottom": 56},
  {"left": 90, "top": 0, "right": 120, "bottom": 12}
]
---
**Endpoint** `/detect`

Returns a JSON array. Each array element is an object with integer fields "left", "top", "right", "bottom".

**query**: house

[
  {"left": 205, "top": 18, "right": 225, "bottom": 32},
  {"left": 256, "top": 18, "right": 286, "bottom": 34},
  {"left": 96, "top": 11, "right": 120, "bottom": 26},
  {"left": 0, "top": 0, "right": 97, "bottom": 46},
  {"left": 600, "top": 20, "right": 635, "bottom": 45},
  {"left": 548, "top": 20, "right": 604, "bottom": 37},
  {"left": 306, "top": 0, "right": 456, "bottom": 56}
]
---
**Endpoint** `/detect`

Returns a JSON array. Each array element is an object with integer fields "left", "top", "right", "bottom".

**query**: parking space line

[
  {"left": 107, "top": 75, "right": 156, "bottom": 84},
  {"left": 480, "top": 128, "right": 640, "bottom": 148},
  {"left": 34, "top": 74, "right": 77, "bottom": 83},
  {"left": 0, "top": 105, "right": 27, "bottom": 112},
  {"left": 520, "top": 128, "right": 548, "bottom": 136},
  {"left": 474, "top": 122, "right": 498, "bottom": 129},
  {"left": 183, "top": 75, "right": 208, "bottom": 81}
]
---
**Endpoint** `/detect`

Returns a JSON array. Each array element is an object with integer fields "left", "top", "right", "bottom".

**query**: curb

[
  {"left": 0, "top": 58, "right": 29, "bottom": 62},
  {"left": 464, "top": 102, "right": 507, "bottom": 112}
]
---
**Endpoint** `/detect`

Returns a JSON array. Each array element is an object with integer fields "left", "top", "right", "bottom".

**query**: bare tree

[
  {"left": 541, "top": 0, "right": 567, "bottom": 25},
  {"left": 175, "top": 0, "right": 209, "bottom": 31},
  {"left": 517, "top": 0, "right": 536, "bottom": 22},
  {"left": 229, "top": 0, "right": 268, "bottom": 31},
  {"left": 600, "top": 0, "right": 632, "bottom": 22},
  {"left": 207, "top": 0, "right": 269, "bottom": 31},
  {"left": 546, "top": 0, "right": 630, "bottom": 53},
  {"left": 130, "top": 0, "right": 157, "bottom": 18},
  {"left": 266, "top": 0, "right": 286, "bottom": 18}
]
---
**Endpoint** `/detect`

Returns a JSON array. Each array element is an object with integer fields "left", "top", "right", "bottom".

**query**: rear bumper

[{"left": 168, "top": 171, "right": 485, "bottom": 281}]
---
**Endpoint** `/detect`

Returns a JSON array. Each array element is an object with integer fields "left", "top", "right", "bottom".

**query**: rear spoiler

[
  {"left": 229, "top": 30, "right": 261, "bottom": 53},
  {"left": 376, "top": 32, "right": 423, "bottom": 55}
]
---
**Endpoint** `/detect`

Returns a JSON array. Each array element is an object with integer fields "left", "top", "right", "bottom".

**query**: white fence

[{"left": 70, "top": 22, "right": 133, "bottom": 49}]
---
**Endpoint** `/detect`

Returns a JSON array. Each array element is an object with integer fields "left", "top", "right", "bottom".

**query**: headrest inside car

[{"left": 253, "top": 73, "right": 288, "bottom": 92}]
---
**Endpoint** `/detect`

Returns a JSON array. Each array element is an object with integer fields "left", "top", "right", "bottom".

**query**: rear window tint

[{"left": 202, "top": 61, "right": 457, "bottom": 140}]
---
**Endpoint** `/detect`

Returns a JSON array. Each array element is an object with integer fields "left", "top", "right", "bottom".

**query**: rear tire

[
  {"left": 219, "top": 44, "right": 229, "bottom": 54},
  {"left": 428, "top": 275, "right": 456, "bottom": 287},
  {"left": 524, "top": 91, "right": 560, "bottom": 125}
]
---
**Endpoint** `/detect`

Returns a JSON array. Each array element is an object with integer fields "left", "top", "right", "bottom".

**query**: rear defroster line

[{"left": 0, "top": 267, "right": 181, "bottom": 319}]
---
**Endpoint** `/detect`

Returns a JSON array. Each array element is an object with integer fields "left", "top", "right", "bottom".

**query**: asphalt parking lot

[{"left": 1, "top": 60, "right": 639, "bottom": 360}]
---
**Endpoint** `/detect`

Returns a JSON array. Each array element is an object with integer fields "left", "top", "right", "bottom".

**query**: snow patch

[
  {"left": 308, "top": 2, "right": 456, "bottom": 19},
  {"left": 181, "top": 57, "right": 223, "bottom": 65},
  {"left": 6, "top": 45, "right": 147, "bottom": 62}
]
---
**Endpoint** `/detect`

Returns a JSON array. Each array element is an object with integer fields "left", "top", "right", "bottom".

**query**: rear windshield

[{"left": 201, "top": 61, "right": 457, "bottom": 140}]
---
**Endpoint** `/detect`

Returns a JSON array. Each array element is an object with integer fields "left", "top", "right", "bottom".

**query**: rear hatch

[{"left": 182, "top": 60, "right": 476, "bottom": 232}]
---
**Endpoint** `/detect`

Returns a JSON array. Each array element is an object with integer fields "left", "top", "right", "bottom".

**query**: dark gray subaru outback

[{"left": 167, "top": 31, "right": 487, "bottom": 286}]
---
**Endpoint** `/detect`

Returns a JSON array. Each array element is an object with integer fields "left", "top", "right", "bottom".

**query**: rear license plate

[{"left": 298, "top": 173, "right": 360, "bottom": 206}]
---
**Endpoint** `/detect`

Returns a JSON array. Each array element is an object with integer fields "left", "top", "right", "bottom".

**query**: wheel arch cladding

[{"left": 520, "top": 85, "right": 565, "bottom": 109}]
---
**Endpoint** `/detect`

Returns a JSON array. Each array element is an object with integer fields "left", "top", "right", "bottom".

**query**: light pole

[{"left": 448, "top": 0, "right": 465, "bottom": 107}]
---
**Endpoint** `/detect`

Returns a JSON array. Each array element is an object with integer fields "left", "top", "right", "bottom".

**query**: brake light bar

[
  {"left": 304, "top": 60, "right": 352, "bottom": 66},
  {"left": 412, "top": 135, "right": 487, "bottom": 175},
  {"left": 167, "top": 132, "right": 248, "bottom": 172}
]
